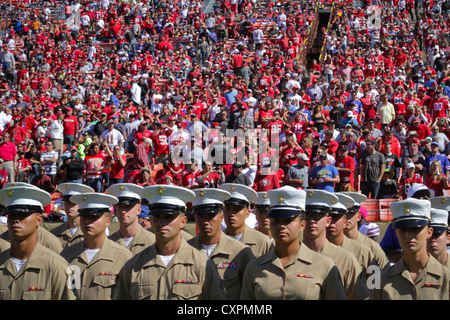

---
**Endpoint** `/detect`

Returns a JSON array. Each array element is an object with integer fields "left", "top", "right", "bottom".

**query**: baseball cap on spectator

[
  {"left": 232, "top": 161, "right": 245, "bottom": 168},
  {"left": 298, "top": 153, "right": 309, "bottom": 161},
  {"left": 338, "top": 144, "right": 349, "bottom": 152},
  {"left": 359, "top": 222, "right": 380, "bottom": 238}
]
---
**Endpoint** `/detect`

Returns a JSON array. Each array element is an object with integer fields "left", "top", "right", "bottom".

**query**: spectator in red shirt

[
  {"left": 335, "top": 144, "right": 356, "bottom": 190},
  {"left": 0, "top": 132, "right": 17, "bottom": 183},
  {"left": 407, "top": 117, "right": 431, "bottom": 140},
  {"left": 63, "top": 107, "right": 79, "bottom": 145},
  {"left": 197, "top": 161, "right": 222, "bottom": 189},
  {"left": 15, "top": 151, "right": 31, "bottom": 183},
  {"left": 182, "top": 161, "right": 202, "bottom": 189}
]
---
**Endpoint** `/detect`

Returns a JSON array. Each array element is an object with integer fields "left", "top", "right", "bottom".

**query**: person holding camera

[{"left": 60, "top": 146, "right": 85, "bottom": 184}]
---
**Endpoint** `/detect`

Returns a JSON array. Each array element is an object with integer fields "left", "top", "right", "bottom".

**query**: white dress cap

[
  {"left": 331, "top": 193, "right": 356, "bottom": 214},
  {"left": 305, "top": 189, "right": 339, "bottom": 213},
  {"left": 57, "top": 183, "right": 95, "bottom": 200},
  {"left": 390, "top": 198, "right": 431, "bottom": 229},
  {"left": 0, "top": 186, "right": 51, "bottom": 214},
  {"left": 142, "top": 185, "right": 195, "bottom": 215},
  {"left": 430, "top": 196, "right": 450, "bottom": 212},
  {"left": 266, "top": 186, "right": 306, "bottom": 218},
  {"left": 430, "top": 208, "right": 448, "bottom": 233},
  {"left": 255, "top": 191, "right": 270, "bottom": 208},
  {"left": 70, "top": 193, "right": 119, "bottom": 215},
  {"left": 219, "top": 183, "right": 257, "bottom": 206},
  {"left": 106, "top": 183, "right": 143, "bottom": 204},
  {"left": 192, "top": 188, "right": 230, "bottom": 214},
  {"left": 406, "top": 183, "right": 435, "bottom": 199}
]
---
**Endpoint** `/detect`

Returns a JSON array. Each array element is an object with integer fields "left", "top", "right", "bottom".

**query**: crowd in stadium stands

[{"left": 0, "top": 0, "right": 449, "bottom": 215}]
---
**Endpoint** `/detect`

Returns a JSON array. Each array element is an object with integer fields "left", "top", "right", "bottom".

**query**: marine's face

[
  {"left": 326, "top": 214, "right": 346, "bottom": 238},
  {"left": 255, "top": 209, "right": 270, "bottom": 235},
  {"left": 80, "top": 213, "right": 111, "bottom": 238},
  {"left": 64, "top": 200, "right": 79, "bottom": 219},
  {"left": 8, "top": 211, "right": 42, "bottom": 241},
  {"left": 395, "top": 225, "right": 433, "bottom": 254},
  {"left": 195, "top": 211, "right": 223, "bottom": 241},
  {"left": 223, "top": 204, "right": 249, "bottom": 231},
  {"left": 151, "top": 213, "right": 187, "bottom": 243},
  {"left": 427, "top": 230, "right": 450, "bottom": 258},
  {"left": 115, "top": 203, "right": 141, "bottom": 227},
  {"left": 270, "top": 216, "right": 305, "bottom": 244},
  {"left": 304, "top": 212, "right": 331, "bottom": 240}
]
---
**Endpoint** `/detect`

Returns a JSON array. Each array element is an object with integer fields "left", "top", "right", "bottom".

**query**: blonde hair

[{"left": 430, "top": 160, "right": 443, "bottom": 180}]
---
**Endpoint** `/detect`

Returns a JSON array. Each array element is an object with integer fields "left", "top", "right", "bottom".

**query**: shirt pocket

[
  {"left": 130, "top": 284, "right": 155, "bottom": 300},
  {"left": 171, "top": 282, "right": 202, "bottom": 300},
  {"left": 294, "top": 277, "right": 321, "bottom": 300},
  {"left": 92, "top": 274, "right": 117, "bottom": 288},
  {"left": 22, "top": 289, "right": 52, "bottom": 300},
  {"left": 221, "top": 269, "right": 241, "bottom": 299}
]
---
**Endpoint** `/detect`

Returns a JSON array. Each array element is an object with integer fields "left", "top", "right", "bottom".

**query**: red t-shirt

[
  {"left": 335, "top": 155, "right": 356, "bottom": 188},
  {"left": 252, "top": 173, "right": 281, "bottom": 191},
  {"left": 151, "top": 131, "right": 169, "bottom": 156},
  {"left": 63, "top": 115, "right": 78, "bottom": 135},
  {"left": 109, "top": 155, "right": 126, "bottom": 179},
  {"left": 198, "top": 171, "right": 221, "bottom": 188},
  {"left": 181, "top": 170, "right": 202, "bottom": 188}
]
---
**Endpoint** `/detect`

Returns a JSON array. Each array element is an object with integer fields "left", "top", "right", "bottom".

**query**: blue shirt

[
  {"left": 423, "top": 153, "right": 450, "bottom": 174},
  {"left": 224, "top": 90, "right": 237, "bottom": 109},
  {"left": 311, "top": 164, "right": 339, "bottom": 192}
]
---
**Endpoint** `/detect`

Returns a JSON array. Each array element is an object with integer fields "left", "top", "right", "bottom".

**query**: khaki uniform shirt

[
  {"left": 341, "top": 235, "right": 376, "bottom": 275},
  {"left": 371, "top": 255, "right": 450, "bottom": 300},
  {"left": 241, "top": 244, "right": 348, "bottom": 300},
  {"left": 115, "top": 238, "right": 225, "bottom": 300},
  {"left": 321, "top": 240, "right": 370, "bottom": 300},
  {"left": 355, "top": 232, "right": 390, "bottom": 270},
  {"left": 188, "top": 230, "right": 255, "bottom": 299},
  {"left": 0, "top": 243, "right": 76, "bottom": 300},
  {"left": 445, "top": 256, "right": 450, "bottom": 269},
  {"left": 109, "top": 224, "right": 156, "bottom": 255},
  {"left": 61, "top": 238, "right": 133, "bottom": 300},
  {"left": 226, "top": 225, "right": 272, "bottom": 258},
  {"left": 50, "top": 222, "right": 84, "bottom": 248},
  {"left": 1, "top": 227, "right": 63, "bottom": 254},
  {"left": 0, "top": 238, "right": 9, "bottom": 253}
]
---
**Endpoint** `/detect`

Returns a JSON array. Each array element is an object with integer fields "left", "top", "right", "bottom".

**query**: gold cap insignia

[
  {"left": 230, "top": 185, "right": 236, "bottom": 191},
  {"left": 441, "top": 198, "right": 447, "bottom": 204},
  {"left": 7, "top": 189, "right": 13, "bottom": 197},
  {"left": 82, "top": 195, "right": 88, "bottom": 201},
  {"left": 199, "top": 190, "right": 205, "bottom": 197},
  {"left": 403, "top": 205, "right": 411, "bottom": 215},
  {"left": 262, "top": 193, "right": 268, "bottom": 199},
  {"left": 65, "top": 184, "right": 70, "bottom": 189},
  {"left": 307, "top": 191, "right": 314, "bottom": 198},
  {"left": 277, "top": 195, "right": 285, "bottom": 204},
  {"left": 119, "top": 184, "right": 124, "bottom": 191},
  {"left": 158, "top": 186, "right": 165, "bottom": 195}
]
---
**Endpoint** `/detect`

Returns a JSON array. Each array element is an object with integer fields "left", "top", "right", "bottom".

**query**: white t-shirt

[
  {"left": 85, "top": 248, "right": 100, "bottom": 263},
  {"left": 201, "top": 244, "right": 217, "bottom": 258},
  {"left": 123, "top": 237, "right": 134, "bottom": 248},
  {"left": 159, "top": 254, "right": 175, "bottom": 266},
  {"left": 12, "top": 257, "right": 27, "bottom": 273}
]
